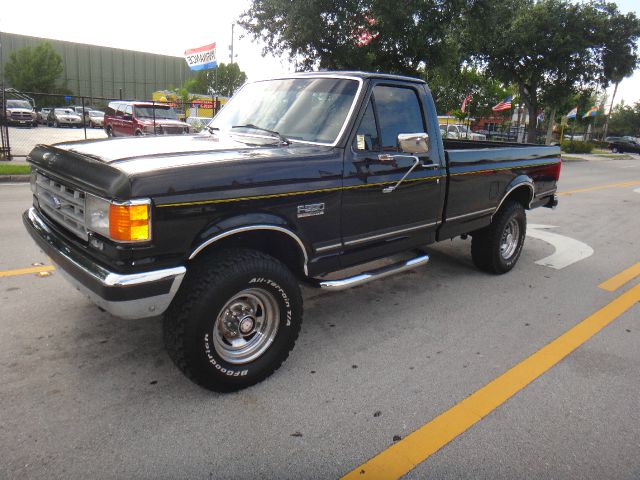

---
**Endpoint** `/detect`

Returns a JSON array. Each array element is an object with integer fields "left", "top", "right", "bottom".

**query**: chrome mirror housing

[{"left": 398, "top": 133, "right": 429, "bottom": 154}]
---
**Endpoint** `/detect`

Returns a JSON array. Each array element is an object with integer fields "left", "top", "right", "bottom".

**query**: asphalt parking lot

[
  {"left": 1, "top": 156, "right": 639, "bottom": 479},
  {"left": 7, "top": 125, "right": 107, "bottom": 157}
]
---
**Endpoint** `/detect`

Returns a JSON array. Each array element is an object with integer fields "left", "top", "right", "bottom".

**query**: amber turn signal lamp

[{"left": 109, "top": 203, "right": 150, "bottom": 241}]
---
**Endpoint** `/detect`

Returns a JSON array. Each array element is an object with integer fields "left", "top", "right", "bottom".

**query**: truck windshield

[
  {"left": 134, "top": 106, "right": 179, "bottom": 120},
  {"left": 7, "top": 100, "right": 32, "bottom": 109},
  {"left": 209, "top": 78, "right": 360, "bottom": 145}
]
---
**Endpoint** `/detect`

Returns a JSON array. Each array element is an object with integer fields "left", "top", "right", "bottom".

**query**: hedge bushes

[{"left": 561, "top": 141, "right": 595, "bottom": 154}]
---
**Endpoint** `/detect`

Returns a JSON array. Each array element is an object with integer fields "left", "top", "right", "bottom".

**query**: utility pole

[{"left": 229, "top": 23, "right": 235, "bottom": 64}]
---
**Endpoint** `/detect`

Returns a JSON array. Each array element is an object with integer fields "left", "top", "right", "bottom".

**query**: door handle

[{"left": 421, "top": 162, "right": 440, "bottom": 169}]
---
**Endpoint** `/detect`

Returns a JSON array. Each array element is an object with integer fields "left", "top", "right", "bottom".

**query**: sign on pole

[{"left": 184, "top": 43, "right": 218, "bottom": 71}]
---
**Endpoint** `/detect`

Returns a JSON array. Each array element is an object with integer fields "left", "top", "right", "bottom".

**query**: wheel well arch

[
  {"left": 188, "top": 227, "right": 309, "bottom": 278},
  {"left": 495, "top": 181, "right": 534, "bottom": 214}
]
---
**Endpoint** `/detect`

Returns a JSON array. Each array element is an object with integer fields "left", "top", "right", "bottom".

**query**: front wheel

[
  {"left": 164, "top": 248, "right": 303, "bottom": 392},
  {"left": 471, "top": 200, "right": 526, "bottom": 274}
]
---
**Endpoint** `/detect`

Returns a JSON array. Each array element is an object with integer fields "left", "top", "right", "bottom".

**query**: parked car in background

[
  {"left": 608, "top": 137, "right": 640, "bottom": 154},
  {"left": 604, "top": 136, "right": 623, "bottom": 143},
  {"left": 47, "top": 108, "right": 83, "bottom": 128},
  {"left": 37, "top": 108, "right": 52, "bottom": 124},
  {"left": 5, "top": 99, "right": 38, "bottom": 127},
  {"left": 87, "top": 110, "right": 105, "bottom": 128},
  {"left": 440, "top": 123, "right": 487, "bottom": 141},
  {"left": 69, "top": 106, "right": 94, "bottom": 124},
  {"left": 103, "top": 101, "right": 190, "bottom": 137}
]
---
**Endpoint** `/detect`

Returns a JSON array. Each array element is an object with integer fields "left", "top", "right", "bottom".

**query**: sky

[{"left": 1, "top": 0, "right": 639, "bottom": 107}]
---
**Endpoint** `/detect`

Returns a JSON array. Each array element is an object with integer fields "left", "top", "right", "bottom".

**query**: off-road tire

[
  {"left": 471, "top": 201, "right": 526, "bottom": 274},
  {"left": 164, "top": 248, "right": 303, "bottom": 392}
]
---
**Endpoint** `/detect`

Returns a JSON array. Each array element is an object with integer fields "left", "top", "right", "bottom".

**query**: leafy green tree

[
  {"left": 182, "top": 63, "right": 247, "bottom": 97},
  {"left": 467, "top": 0, "right": 640, "bottom": 143},
  {"left": 240, "top": 0, "right": 467, "bottom": 75},
  {"left": 607, "top": 101, "right": 640, "bottom": 137},
  {"left": 4, "top": 42, "right": 64, "bottom": 93},
  {"left": 184, "top": 71, "right": 210, "bottom": 95},
  {"left": 211, "top": 63, "right": 247, "bottom": 97}
]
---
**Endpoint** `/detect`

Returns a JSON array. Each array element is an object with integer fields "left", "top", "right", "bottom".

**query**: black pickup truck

[{"left": 24, "top": 72, "right": 561, "bottom": 391}]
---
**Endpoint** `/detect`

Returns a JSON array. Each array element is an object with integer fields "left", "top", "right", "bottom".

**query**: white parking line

[{"left": 527, "top": 224, "right": 594, "bottom": 270}]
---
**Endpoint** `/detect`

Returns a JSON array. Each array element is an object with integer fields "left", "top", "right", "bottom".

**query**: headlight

[
  {"left": 86, "top": 195, "right": 151, "bottom": 242},
  {"left": 30, "top": 171, "right": 37, "bottom": 193}
]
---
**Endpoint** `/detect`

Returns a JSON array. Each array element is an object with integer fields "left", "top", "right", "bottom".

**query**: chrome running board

[{"left": 318, "top": 254, "right": 429, "bottom": 291}]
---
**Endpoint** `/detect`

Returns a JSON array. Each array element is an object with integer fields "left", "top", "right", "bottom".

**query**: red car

[{"left": 103, "top": 101, "right": 190, "bottom": 137}]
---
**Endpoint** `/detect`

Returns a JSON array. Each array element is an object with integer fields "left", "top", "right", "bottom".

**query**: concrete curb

[{"left": 0, "top": 175, "right": 30, "bottom": 183}]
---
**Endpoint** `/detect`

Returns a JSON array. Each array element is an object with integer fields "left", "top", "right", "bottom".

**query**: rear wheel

[
  {"left": 471, "top": 200, "right": 526, "bottom": 274},
  {"left": 612, "top": 146, "right": 620, "bottom": 153},
  {"left": 106, "top": 126, "right": 113, "bottom": 137},
  {"left": 54, "top": 119, "right": 60, "bottom": 128},
  {"left": 164, "top": 248, "right": 303, "bottom": 392}
]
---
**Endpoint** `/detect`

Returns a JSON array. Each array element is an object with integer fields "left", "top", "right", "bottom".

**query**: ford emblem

[{"left": 48, "top": 195, "right": 62, "bottom": 210}]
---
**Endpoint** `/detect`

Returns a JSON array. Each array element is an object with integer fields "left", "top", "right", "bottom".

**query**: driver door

[{"left": 340, "top": 83, "right": 444, "bottom": 267}]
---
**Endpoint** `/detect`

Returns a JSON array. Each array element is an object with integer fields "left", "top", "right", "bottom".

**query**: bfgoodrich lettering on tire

[
  {"left": 163, "top": 248, "right": 302, "bottom": 392},
  {"left": 471, "top": 200, "right": 526, "bottom": 274}
]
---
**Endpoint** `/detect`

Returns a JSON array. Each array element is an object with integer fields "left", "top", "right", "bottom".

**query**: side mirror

[
  {"left": 398, "top": 133, "right": 429, "bottom": 154},
  {"left": 123, "top": 114, "right": 132, "bottom": 121}
]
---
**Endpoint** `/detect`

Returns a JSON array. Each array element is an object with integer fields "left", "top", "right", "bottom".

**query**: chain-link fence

[{"left": 1, "top": 90, "right": 225, "bottom": 160}]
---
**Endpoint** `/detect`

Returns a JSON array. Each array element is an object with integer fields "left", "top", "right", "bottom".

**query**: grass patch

[
  {"left": 561, "top": 155, "right": 588, "bottom": 162},
  {"left": 594, "top": 153, "right": 630, "bottom": 158},
  {"left": 0, "top": 164, "right": 31, "bottom": 175}
]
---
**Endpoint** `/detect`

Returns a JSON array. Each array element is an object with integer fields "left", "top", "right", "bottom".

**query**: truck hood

[
  {"left": 7, "top": 107, "right": 34, "bottom": 114},
  {"left": 27, "top": 133, "right": 341, "bottom": 201}
]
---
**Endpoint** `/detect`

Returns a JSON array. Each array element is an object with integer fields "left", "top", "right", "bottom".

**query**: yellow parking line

[
  {"left": 598, "top": 262, "right": 640, "bottom": 292},
  {"left": 342, "top": 280, "right": 640, "bottom": 480},
  {"left": 558, "top": 180, "right": 640, "bottom": 196},
  {"left": 0, "top": 265, "right": 55, "bottom": 278}
]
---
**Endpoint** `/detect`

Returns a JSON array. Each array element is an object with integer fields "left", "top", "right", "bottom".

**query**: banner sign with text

[{"left": 184, "top": 43, "right": 217, "bottom": 71}]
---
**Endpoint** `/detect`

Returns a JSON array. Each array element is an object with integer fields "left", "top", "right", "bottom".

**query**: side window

[
  {"left": 373, "top": 86, "right": 425, "bottom": 151},
  {"left": 353, "top": 99, "right": 380, "bottom": 151},
  {"left": 124, "top": 105, "right": 133, "bottom": 117},
  {"left": 115, "top": 104, "right": 125, "bottom": 118}
]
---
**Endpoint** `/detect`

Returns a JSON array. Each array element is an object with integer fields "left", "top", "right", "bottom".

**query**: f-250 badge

[{"left": 297, "top": 203, "right": 325, "bottom": 218}]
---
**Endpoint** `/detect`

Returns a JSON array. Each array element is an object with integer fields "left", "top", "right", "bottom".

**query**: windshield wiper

[
  {"left": 205, "top": 125, "right": 219, "bottom": 134},
  {"left": 232, "top": 124, "right": 290, "bottom": 145}
]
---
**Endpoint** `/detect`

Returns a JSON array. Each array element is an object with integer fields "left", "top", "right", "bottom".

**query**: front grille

[
  {"left": 35, "top": 172, "right": 88, "bottom": 241},
  {"left": 158, "top": 126, "right": 185, "bottom": 135},
  {"left": 11, "top": 112, "right": 33, "bottom": 120}
]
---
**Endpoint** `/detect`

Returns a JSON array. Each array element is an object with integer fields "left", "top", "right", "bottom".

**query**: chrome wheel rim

[
  {"left": 212, "top": 288, "right": 280, "bottom": 364},
  {"left": 500, "top": 218, "right": 520, "bottom": 259}
]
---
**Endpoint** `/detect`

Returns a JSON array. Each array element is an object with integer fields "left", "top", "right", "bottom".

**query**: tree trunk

[
  {"left": 545, "top": 107, "right": 557, "bottom": 145},
  {"left": 602, "top": 81, "right": 618, "bottom": 141},
  {"left": 519, "top": 83, "right": 538, "bottom": 144}
]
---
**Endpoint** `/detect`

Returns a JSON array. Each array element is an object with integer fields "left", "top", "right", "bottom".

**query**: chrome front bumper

[{"left": 23, "top": 207, "right": 186, "bottom": 319}]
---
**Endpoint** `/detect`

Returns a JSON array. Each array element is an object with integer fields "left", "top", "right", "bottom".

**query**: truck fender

[
  {"left": 188, "top": 213, "right": 310, "bottom": 275},
  {"left": 494, "top": 176, "right": 534, "bottom": 216}
]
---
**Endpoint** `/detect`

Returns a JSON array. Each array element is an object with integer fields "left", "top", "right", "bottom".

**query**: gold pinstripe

[{"left": 155, "top": 160, "right": 559, "bottom": 208}]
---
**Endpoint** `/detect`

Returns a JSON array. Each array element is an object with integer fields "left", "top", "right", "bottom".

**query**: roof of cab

[{"left": 265, "top": 71, "right": 426, "bottom": 84}]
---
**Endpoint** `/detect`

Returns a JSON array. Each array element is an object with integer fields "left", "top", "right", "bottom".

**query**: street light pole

[{"left": 230, "top": 23, "right": 235, "bottom": 65}]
